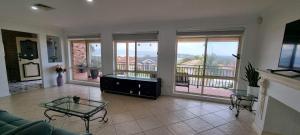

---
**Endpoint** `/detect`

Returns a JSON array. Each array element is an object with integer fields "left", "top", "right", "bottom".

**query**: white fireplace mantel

[{"left": 253, "top": 70, "right": 300, "bottom": 135}]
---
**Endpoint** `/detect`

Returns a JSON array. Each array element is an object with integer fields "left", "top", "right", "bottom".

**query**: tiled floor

[
  {"left": 0, "top": 84, "right": 258, "bottom": 135},
  {"left": 8, "top": 80, "right": 42, "bottom": 94}
]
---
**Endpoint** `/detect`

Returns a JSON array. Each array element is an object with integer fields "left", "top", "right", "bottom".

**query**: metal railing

[
  {"left": 115, "top": 63, "right": 236, "bottom": 88},
  {"left": 176, "top": 65, "right": 236, "bottom": 89}
]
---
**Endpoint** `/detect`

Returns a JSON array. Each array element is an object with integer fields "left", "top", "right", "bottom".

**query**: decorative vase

[
  {"left": 57, "top": 72, "right": 63, "bottom": 86},
  {"left": 247, "top": 86, "right": 260, "bottom": 97}
]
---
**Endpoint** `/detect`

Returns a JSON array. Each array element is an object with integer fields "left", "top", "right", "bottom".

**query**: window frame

[{"left": 114, "top": 40, "right": 158, "bottom": 78}]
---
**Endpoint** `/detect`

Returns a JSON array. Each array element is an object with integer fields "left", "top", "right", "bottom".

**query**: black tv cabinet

[{"left": 100, "top": 75, "right": 161, "bottom": 99}]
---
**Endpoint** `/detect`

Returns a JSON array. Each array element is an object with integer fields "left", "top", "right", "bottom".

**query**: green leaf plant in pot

[{"left": 244, "top": 62, "right": 261, "bottom": 97}]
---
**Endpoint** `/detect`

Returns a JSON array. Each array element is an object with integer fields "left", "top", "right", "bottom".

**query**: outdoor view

[
  {"left": 115, "top": 41, "right": 158, "bottom": 78},
  {"left": 176, "top": 37, "right": 239, "bottom": 97},
  {"left": 72, "top": 40, "right": 102, "bottom": 83}
]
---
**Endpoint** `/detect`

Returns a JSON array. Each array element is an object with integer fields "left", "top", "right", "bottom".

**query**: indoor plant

[
  {"left": 55, "top": 64, "right": 66, "bottom": 86},
  {"left": 244, "top": 63, "right": 261, "bottom": 97},
  {"left": 90, "top": 68, "right": 99, "bottom": 79},
  {"left": 77, "top": 59, "right": 87, "bottom": 73}
]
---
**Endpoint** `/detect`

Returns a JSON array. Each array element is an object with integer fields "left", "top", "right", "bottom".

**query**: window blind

[
  {"left": 113, "top": 32, "right": 158, "bottom": 41},
  {"left": 176, "top": 29, "right": 244, "bottom": 37},
  {"left": 68, "top": 34, "right": 101, "bottom": 40}
]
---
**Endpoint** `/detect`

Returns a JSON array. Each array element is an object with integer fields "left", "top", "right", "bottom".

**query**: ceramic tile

[
  {"left": 0, "top": 84, "right": 258, "bottom": 135},
  {"left": 144, "top": 126, "right": 173, "bottom": 135},
  {"left": 184, "top": 117, "right": 214, "bottom": 133},
  {"left": 168, "top": 122, "right": 196, "bottom": 135},
  {"left": 137, "top": 116, "right": 163, "bottom": 131},
  {"left": 115, "top": 121, "right": 143, "bottom": 135}
]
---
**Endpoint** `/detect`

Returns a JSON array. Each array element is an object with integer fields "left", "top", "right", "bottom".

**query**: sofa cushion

[
  {"left": 0, "top": 121, "right": 17, "bottom": 133},
  {"left": 3, "top": 121, "right": 53, "bottom": 135},
  {"left": 0, "top": 110, "right": 30, "bottom": 126}
]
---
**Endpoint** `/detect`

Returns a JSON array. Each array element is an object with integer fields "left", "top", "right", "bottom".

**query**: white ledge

[{"left": 258, "top": 70, "right": 300, "bottom": 91}]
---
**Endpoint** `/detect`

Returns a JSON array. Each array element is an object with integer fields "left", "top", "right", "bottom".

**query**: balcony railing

[
  {"left": 115, "top": 63, "right": 236, "bottom": 89},
  {"left": 116, "top": 63, "right": 157, "bottom": 78},
  {"left": 176, "top": 65, "right": 236, "bottom": 89}
]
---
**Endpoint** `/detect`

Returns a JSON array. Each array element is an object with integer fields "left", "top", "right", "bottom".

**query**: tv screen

[{"left": 278, "top": 19, "right": 300, "bottom": 69}]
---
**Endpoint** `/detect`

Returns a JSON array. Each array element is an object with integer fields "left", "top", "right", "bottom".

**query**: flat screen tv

[{"left": 278, "top": 19, "right": 300, "bottom": 70}]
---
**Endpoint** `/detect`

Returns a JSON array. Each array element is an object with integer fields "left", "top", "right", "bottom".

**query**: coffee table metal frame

[{"left": 41, "top": 96, "right": 108, "bottom": 134}]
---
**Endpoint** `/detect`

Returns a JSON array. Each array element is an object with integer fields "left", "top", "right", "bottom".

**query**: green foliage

[{"left": 245, "top": 63, "right": 261, "bottom": 87}]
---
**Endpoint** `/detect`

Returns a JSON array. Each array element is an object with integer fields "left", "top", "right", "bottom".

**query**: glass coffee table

[
  {"left": 41, "top": 96, "right": 108, "bottom": 135},
  {"left": 229, "top": 89, "right": 258, "bottom": 117}
]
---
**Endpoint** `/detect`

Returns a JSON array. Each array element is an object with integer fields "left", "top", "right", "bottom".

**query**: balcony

[
  {"left": 115, "top": 63, "right": 236, "bottom": 97},
  {"left": 176, "top": 64, "right": 235, "bottom": 97}
]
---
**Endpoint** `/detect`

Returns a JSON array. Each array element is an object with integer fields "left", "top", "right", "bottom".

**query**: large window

[
  {"left": 71, "top": 40, "right": 101, "bottom": 83},
  {"left": 115, "top": 41, "right": 158, "bottom": 78},
  {"left": 175, "top": 31, "right": 241, "bottom": 98}
]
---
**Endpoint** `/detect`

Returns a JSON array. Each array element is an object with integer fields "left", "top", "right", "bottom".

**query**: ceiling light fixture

[
  {"left": 30, "top": 4, "right": 55, "bottom": 11},
  {"left": 31, "top": 6, "right": 39, "bottom": 10},
  {"left": 86, "top": 0, "right": 94, "bottom": 3}
]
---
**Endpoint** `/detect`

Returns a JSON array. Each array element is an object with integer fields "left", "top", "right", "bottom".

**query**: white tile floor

[{"left": 0, "top": 84, "right": 258, "bottom": 135}]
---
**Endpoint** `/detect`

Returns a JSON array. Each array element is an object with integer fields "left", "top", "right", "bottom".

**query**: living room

[{"left": 0, "top": 0, "right": 299, "bottom": 135}]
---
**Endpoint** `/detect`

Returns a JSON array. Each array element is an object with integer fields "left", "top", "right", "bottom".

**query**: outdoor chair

[{"left": 176, "top": 72, "right": 190, "bottom": 91}]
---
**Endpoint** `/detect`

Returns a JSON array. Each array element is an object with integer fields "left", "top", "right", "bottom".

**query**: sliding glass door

[
  {"left": 175, "top": 36, "right": 240, "bottom": 98},
  {"left": 71, "top": 40, "right": 102, "bottom": 83}
]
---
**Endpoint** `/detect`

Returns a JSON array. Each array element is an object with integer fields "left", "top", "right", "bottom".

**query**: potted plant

[
  {"left": 77, "top": 60, "right": 87, "bottom": 73},
  {"left": 90, "top": 68, "right": 99, "bottom": 79},
  {"left": 55, "top": 64, "right": 66, "bottom": 86},
  {"left": 244, "top": 63, "right": 261, "bottom": 97}
]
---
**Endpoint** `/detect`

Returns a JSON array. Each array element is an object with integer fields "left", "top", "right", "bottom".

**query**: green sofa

[{"left": 0, "top": 110, "right": 77, "bottom": 135}]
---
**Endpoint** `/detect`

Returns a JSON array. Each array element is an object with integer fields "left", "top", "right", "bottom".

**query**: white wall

[
  {"left": 256, "top": 2, "right": 300, "bottom": 69},
  {"left": 0, "top": 20, "right": 65, "bottom": 97},
  {"left": 0, "top": 31, "right": 10, "bottom": 97},
  {"left": 66, "top": 16, "right": 259, "bottom": 95},
  {"left": 254, "top": 79, "right": 300, "bottom": 135}
]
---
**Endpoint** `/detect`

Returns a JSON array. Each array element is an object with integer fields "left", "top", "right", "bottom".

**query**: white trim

[
  {"left": 171, "top": 91, "right": 230, "bottom": 104},
  {"left": 68, "top": 80, "right": 99, "bottom": 87}
]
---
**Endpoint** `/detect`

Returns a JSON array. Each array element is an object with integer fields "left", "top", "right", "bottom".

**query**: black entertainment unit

[{"left": 100, "top": 75, "right": 161, "bottom": 99}]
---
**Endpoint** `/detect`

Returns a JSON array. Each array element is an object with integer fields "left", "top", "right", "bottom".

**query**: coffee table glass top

[
  {"left": 41, "top": 96, "right": 108, "bottom": 116},
  {"left": 230, "top": 89, "right": 258, "bottom": 100}
]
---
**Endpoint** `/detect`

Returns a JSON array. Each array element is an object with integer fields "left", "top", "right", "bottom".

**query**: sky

[{"left": 178, "top": 41, "right": 238, "bottom": 56}]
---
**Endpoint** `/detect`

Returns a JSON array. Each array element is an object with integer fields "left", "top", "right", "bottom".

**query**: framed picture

[{"left": 47, "top": 35, "right": 62, "bottom": 63}]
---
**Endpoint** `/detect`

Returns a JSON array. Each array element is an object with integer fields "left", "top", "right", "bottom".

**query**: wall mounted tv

[{"left": 278, "top": 19, "right": 300, "bottom": 70}]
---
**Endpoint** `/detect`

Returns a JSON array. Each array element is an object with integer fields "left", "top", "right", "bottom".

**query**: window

[
  {"left": 70, "top": 40, "right": 102, "bottom": 83},
  {"left": 113, "top": 32, "right": 158, "bottom": 78}
]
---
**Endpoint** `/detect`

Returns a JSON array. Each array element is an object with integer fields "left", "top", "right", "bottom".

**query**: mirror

[{"left": 47, "top": 35, "right": 62, "bottom": 63}]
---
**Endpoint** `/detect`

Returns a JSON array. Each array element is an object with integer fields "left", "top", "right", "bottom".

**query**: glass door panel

[
  {"left": 136, "top": 41, "right": 158, "bottom": 78},
  {"left": 71, "top": 40, "right": 88, "bottom": 81},
  {"left": 88, "top": 42, "right": 101, "bottom": 68},
  {"left": 87, "top": 42, "right": 101, "bottom": 82},
  {"left": 203, "top": 37, "right": 239, "bottom": 97},
  {"left": 128, "top": 42, "right": 136, "bottom": 74},
  {"left": 175, "top": 38, "right": 206, "bottom": 93},
  {"left": 116, "top": 42, "right": 127, "bottom": 75}
]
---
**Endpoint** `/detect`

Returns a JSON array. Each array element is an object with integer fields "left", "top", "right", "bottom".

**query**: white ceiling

[{"left": 0, "top": 0, "right": 279, "bottom": 31}]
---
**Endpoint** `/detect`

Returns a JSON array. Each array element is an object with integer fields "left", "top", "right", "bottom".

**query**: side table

[{"left": 229, "top": 89, "right": 258, "bottom": 117}]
